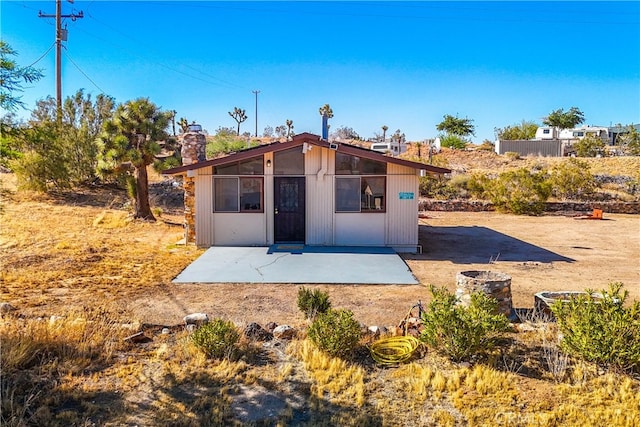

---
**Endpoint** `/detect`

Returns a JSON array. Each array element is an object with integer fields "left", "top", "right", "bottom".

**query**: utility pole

[
  {"left": 252, "top": 90, "right": 260, "bottom": 137},
  {"left": 39, "top": 0, "right": 83, "bottom": 121}
]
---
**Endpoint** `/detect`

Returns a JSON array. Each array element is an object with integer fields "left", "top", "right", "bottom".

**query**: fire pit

[
  {"left": 456, "top": 270, "right": 515, "bottom": 320},
  {"left": 534, "top": 291, "right": 609, "bottom": 318}
]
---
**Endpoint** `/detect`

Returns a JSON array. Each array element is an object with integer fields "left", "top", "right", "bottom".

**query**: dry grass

[{"left": 2, "top": 171, "right": 640, "bottom": 425}]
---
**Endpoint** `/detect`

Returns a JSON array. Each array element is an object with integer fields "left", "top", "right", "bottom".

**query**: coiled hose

[{"left": 369, "top": 335, "right": 421, "bottom": 365}]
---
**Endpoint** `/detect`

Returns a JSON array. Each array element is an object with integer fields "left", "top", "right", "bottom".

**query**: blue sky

[{"left": 2, "top": 1, "right": 639, "bottom": 142}]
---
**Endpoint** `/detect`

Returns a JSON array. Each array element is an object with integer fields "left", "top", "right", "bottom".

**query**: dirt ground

[{"left": 128, "top": 211, "right": 639, "bottom": 329}]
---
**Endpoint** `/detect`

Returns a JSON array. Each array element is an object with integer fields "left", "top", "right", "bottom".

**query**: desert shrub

[
  {"left": 466, "top": 172, "right": 492, "bottom": 199},
  {"left": 484, "top": 167, "right": 551, "bottom": 214},
  {"left": 551, "top": 283, "right": 640, "bottom": 372},
  {"left": 420, "top": 286, "right": 511, "bottom": 362},
  {"left": 297, "top": 286, "right": 332, "bottom": 319},
  {"left": 420, "top": 175, "right": 451, "bottom": 199},
  {"left": 307, "top": 309, "right": 362, "bottom": 358},
  {"left": 439, "top": 134, "right": 467, "bottom": 150},
  {"left": 573, "top": 134, "right": 606, "bottom": 157},
  {"left": 504, "top": 151, "right": 520, "bottom": 161},
  {"left": 549, "top": 158, "right": 597, "bottom": 200},
  {"left": 190, "top": 319, "right": 240, "bottom": 360}
]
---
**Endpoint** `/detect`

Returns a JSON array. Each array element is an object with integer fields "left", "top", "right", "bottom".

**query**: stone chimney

[{"left": 180, "top": 129, "right": 206, "bottom": 244}]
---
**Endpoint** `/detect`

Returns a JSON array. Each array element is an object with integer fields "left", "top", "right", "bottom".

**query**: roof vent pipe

[{"left": 321, "top": 114, "right": 328, "bottom": 140}]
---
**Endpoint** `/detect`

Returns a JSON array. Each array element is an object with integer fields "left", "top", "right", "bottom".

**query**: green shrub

[
  {"left": 549, "top": 158, "right": 596, "bottom": 200},
  {"left": 420, "top": 286, "right": 511, "bottom": 361},
  {"left": 190, "top": 319, "right": 240, "bottom": 360},
  {"left": 439, "top": 134, "right": 467, "bottom": 150},
  {"left": 307, "top": 309, "right": 362, "bottom": 358},
  {"left": 297, "top": 286, "right": 332, "bottom": 319},
  {"left": 485, "top": 167, "right": 551, "bottom": 215},
  {"left": 573, "top": 134, "right": 605, "bottom": 157},
  {"left": 551, "top": 283, "right": 640, "bottom": 372}
]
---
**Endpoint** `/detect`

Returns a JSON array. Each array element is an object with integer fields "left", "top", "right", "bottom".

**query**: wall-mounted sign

[{"left": 399, "top": 192, "right": 414, "bottom": 200}]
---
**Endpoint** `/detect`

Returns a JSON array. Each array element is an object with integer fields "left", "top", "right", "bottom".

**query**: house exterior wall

[
  {"left": 194, "top": 167, "right": 213, "bottom": 247},
  {"left": 192, "top": 145, "right": 422, "bottom": 252},
  {"left": 305, "top": 147, "right": 335, "bottom": 246},
  {"left": 385, "top": 163, "right": 420, "bottom": 252}
]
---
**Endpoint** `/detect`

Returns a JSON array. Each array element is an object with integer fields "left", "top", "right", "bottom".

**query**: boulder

[
  {"left": 265, "top": 321, "right": 278, "bottom": 333},
  {"left": 272, "top": 325, "right": 296, "bottom": 340},
  {"left": 183, "top": 313, "right": 209, "bottom": 326},
  {"left": 244, "top": 322, "right": 273, "bottom": 341},
  {"left": 0, "top": 302, "right": 17, "bottom": 314}
]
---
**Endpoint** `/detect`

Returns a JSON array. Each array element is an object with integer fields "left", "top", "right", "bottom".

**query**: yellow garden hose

[{"left": 369, "top": 335, "right": 421, "bottom": 365}]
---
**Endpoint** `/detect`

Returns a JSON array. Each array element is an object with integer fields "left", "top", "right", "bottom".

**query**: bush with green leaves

[
  {"left": 420, "top": 286, "right": 511, "bottom": 361},
  {"left": 307, "top": 309, "right": 362, "bottom": 358},
  {"left": 548, "top": 158, "right": 597, "bottom": 200},
  {"left": 439, "top": 134, "right": 467, "bottom": 150},
  {"left": 484, "top": 167, "right": 551, "bottom": 215},
  {"left": 297, "top": 286, "right": 332, "bottom": 319},
  {"left": 190, "top": 319, "right": 240, "bottom": 360},
  {"left": 572, "top": 134, "right": 606, "bottom": 157},
  {"left": 551, "top": 282, "right": 640, "bottom": 372}
]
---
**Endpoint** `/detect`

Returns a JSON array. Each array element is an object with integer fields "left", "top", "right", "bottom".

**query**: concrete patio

[{"left": 172, "top": 245, "right": 418, "bottom": 285}]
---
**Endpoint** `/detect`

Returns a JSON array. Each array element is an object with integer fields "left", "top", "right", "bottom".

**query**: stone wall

[
  {"left": 180, "top": 132, "right": 207, "bottom": 243},
  {"left": 419, "top": 199, "right": 640, "bottom": 214}
]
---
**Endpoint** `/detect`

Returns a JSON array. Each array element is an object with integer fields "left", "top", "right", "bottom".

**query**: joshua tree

[
  {"left": 286, "top": 119, "right": 294, "bottom": 138},
  {"left": 98, "top": 98, "right": 171, "bottom": 221},
  {"left": 228, "top": 107, "right": 247, "bottom": 135},
  {"left": 318, "top": 103, "right": 334, "bottom": 119},
  {"left": 381, "top": 125, "right": 388, "bottom": 142}
]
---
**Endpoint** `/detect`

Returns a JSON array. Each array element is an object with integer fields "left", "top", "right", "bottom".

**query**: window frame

[
  {"left": 213, "top": 176, "right": 264, "bottom": 213},
  {"left": 335, "top": 176, "right": 386, "bottom": 213}
]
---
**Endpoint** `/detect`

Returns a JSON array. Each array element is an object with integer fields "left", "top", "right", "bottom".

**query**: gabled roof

[{"left": 163, "top": 132, "right": 451, "bottom": 175}]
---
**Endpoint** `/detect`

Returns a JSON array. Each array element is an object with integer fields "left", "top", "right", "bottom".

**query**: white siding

[
  {"left": 385, "top": 163, "right": 419, "bottom": 252},
  {"left": 305, "top": 147, "right": 335, "bottom": 245},
  {"left": 335, "top": 213, "right": 385, "bottom": 245},
  {"left": 213, "top": 213, "right": 266, "bottom": 245}
]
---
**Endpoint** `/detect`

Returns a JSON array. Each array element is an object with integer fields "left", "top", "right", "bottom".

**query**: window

[
  {"left": 335, "top": 176, "right": 386, "bottom": 212},
  {"left": 335, "top": 153, "right": 386, "bottom": 175},
  {"left": 274, "top": 147, "right": 304, "bottom": 175},
  {"left": 543, "top": 129, "right": 550, "bottom": 134},
  {"left": 214, "top": 155, "right": 264, "bottom": 175},
  {"left": 214, "top": 177, "right": 263, "bottom": 212}
]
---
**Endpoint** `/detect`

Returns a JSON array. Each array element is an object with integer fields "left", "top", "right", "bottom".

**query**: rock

[
  {"left": 272, "top": 325, "right": 296, "bottom": 340},
  {"left": 49, "top": 315, "right": 64, "bottom": 325},
  {"left": 265, "top": 322, "right": 278, "bottom": 332},
  {"left": 161, "top": 328, "right": 170, "bottom": 334},
  {"left": 0, "top": 302, "right": 17, "bottom": 314},
  {"left": 184, "top": 313, "right": 209, "bottom": 326},
  {"left": 123, "top": 332, "right": 151, "bottom": 344},
  {"left": 367, "top": 325, "right": 387, "bottom": 337},
  {"left": 185, "top": 324, "right": 196, "bottom": 333},
  {"left": 244, "top": 322, "right": 273, "bottom": 341}
]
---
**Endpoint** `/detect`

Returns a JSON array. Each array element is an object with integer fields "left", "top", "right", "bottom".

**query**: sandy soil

[{"left": 128, "top": 211, "right": 639, "bottom": 329}]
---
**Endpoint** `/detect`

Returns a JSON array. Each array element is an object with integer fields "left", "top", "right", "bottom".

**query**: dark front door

[{"left": 274, "top": 177, "right": 305, "bottom": 243}]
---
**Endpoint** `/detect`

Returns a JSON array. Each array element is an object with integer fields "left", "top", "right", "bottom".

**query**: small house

[{"left": 164, "top": 132, "right": 450, "bottom": 253}]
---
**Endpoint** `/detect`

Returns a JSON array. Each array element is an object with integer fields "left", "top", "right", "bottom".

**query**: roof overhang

[{"left": 163, "top": 132, "right": 451, "bottom": 176}]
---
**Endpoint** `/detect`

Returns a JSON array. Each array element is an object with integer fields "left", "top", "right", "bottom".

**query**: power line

[
  {"left": 38, "top": 0, "right": 84, "bottom": 120},
  {"left": 62, "top": 48, "right": 105, "bottom": 94},
  {"left": 26, "top": 42, "right": 56, "bottom": 68},
  {"left": 252, "top": 90, "right": 260, "bottom": 137},
  {"left": 81, "top": 10, "right": 244, "bottom": 91}
]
